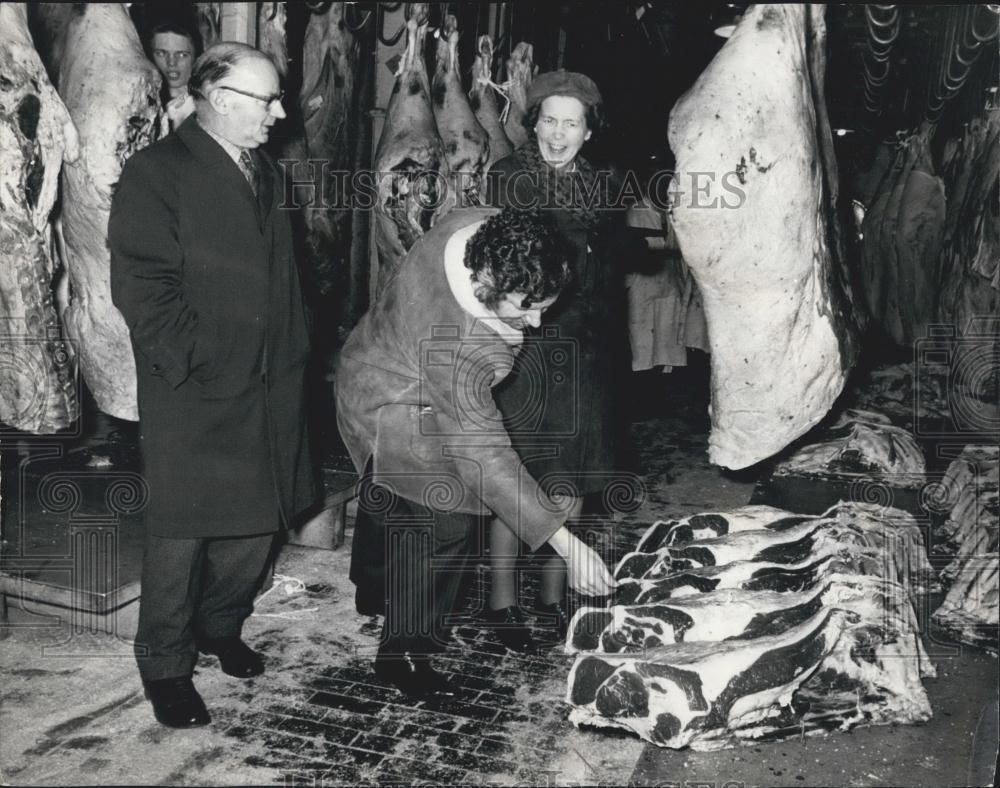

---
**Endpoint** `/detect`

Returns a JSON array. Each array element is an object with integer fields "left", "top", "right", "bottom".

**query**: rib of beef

[{"left": 568, "top": 501, "right": 933, "bottom": 748}]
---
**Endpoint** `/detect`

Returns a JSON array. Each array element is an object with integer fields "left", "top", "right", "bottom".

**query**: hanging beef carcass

[
  {"left": 373, "top": 3, "right": 450, "bottom": 293},
  {"left": 938, "top": 113, "right": 1000, "bottom": 331},
  {"left": 57, "top": 4, "right": 165, "bottom": 420},
  {"left": 502, "top": 42, "right": 534, "bottom": 150},
  {"left": 469, "top": 34, "right": 513, "bottom": 168},
  {"left": 258, "top": 1, "right": 288, "bottom": 78},
  {"left": 298, "top": 1, "right": 355, "bottom": 299},
  {"left": 432, "top": 14, "right": 489, "bottom": 206},
  {"left": 0, "top": 3, "right": 79, "bottom": 433},
  {"left": 667, "top": 5, "right": 860, "bottom": 470},
  {"left": 860, "top": 127, "right": 946, "bottom": 344}
]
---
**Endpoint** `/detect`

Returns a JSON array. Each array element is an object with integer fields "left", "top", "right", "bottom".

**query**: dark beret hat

[{"left": 526, "top": 69, "right": 602, "bottom": 111}]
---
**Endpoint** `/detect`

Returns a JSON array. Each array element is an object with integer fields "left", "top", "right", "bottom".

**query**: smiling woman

[{"left": 482, "top": 69, "right": 640, "bottom": 652}]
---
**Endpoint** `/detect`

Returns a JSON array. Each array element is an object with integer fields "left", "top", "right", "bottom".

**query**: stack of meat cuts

[
  {"left": 773, "top": 409, "right": 926, "bottom": 483},
  {"left": 932, "top": 446, "right": 999, "bottom": 653},
  {"left": 566, "top": 502, "right": 934, "bottom": 749}
]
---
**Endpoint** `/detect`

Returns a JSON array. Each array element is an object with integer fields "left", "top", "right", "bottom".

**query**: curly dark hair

[
  {"left": 464, "top": 208, "right": 572, "bottom": 309},
  {"left": 523, "top": 101, "right": 605, "bottom": 141}
]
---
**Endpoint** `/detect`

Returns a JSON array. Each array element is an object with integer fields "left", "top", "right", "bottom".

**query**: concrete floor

[{"left": 1, "top": 361, "right": 998, "bottom": 786}]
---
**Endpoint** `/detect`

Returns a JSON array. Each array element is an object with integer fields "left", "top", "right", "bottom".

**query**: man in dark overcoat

[{"left": 109, "top": 42, "right": 314, "bottom": 728}]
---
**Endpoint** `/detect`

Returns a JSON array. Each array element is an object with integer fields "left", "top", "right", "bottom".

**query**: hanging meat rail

[
  {"left": 862, "top": 4, "right": 899, "bottom": 121},
  {"left": 925, "top": 5, "right": 999, "bottom": 125}
]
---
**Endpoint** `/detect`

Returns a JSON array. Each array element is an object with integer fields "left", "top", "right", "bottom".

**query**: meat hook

[
  {"left": 376, "top": 4, "right": 406, "bottom": 45},
  {"left": 971, "top": 5, "right": 999, "bottom": 42},
  {"left": 344, "top": 3, "right": 373, "bottom": 32}
]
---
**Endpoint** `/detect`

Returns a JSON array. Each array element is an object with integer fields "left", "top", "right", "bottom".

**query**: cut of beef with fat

[
  {"left": 636, "top": 505, "right": 800, "bottom": 553},
  {"left": 568, "top": 501, "right": 933, "bottom": 748},
  {"left": 624, "top": 503, "right": 931, "bottom": 593}
]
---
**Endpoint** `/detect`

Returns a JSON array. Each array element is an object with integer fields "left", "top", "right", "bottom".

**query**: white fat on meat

[
  {"left": 932, "top": 446, "right": 999, "bottom": 652},
  {"left": 567, "top": 608, "right": 848, "bottom": 749},
  {"left": 667, "top": 5, "right": 853, "bottom": 469},
  {"left": 568, "top": 503, "right": 934, "bottom": 747},
  {"left": 0, "top": 3, "right": 79, "bottom": 433},
  {"left": 620, "top": 503, "right": 932, "bottom": 593},
  {"left": 58, "top": 4, "right": 165, "bottom": 421},
  {"left": 775, "top": 408, "right": 926, "bottom": 480},
  {"left": 636, "top": 504, "right": 801, "bottom": 552}
]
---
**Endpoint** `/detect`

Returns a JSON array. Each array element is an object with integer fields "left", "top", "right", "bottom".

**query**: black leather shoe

[
  {"left": 143, "top": 676, "right": 211, "bottom": 728},
  {"left": 199, "top": 637, "right": 265, "bottom": 678},
  {"left": 373, "top": 654, "right": 456, "bottom": 697},
  {"left": 535, "top": 600, "right": 571, "bottom": 640},
  {"left": 484, "top": 605, "right": 535, "bottom": 653}
]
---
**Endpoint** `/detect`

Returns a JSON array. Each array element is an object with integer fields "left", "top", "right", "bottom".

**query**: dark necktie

[{"left": 238, "top": 149, "right": 259, "bottom": 199}]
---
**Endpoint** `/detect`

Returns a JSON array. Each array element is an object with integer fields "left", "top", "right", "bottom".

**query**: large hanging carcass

[
  {"left": 298, "top": 1, "right": 356, "bottom": 301},
  {"left": 432, "top": 14, "right": 490, "bottom": 206},
  {"left": 469, "top": 34, "right": 513, "bottom": 169},
  {"left": 860, "top": 126, "right": 946, "bottom": 345},
  {"left": 372, "top": 3, "right": 450, "bottom": 294},
  {"left": 502, "top": 42, "right": 534, "bottom": 150},
  {"left": 0, "top": 3, "right": 79, "bottom": 433},
  {"left": 668, "top": 5, "right": 861, "bottom": 469},
  {"left": 56, "top": 4, "right": 165, "bottom": 420}
]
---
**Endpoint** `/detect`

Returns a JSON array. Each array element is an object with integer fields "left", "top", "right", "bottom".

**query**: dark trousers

[
  {"left": 134, "top": 531, "right": 275, "bottom": 681},
  {"left": 350, "top": 472, "right": 478, "bottom": 657}
]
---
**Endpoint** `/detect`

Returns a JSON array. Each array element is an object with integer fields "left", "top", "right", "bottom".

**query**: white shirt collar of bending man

[
  {"left": 198, "top": 119, "right": 245, "bottom": 164},
  {"left": 443, "top": 220, "right": 523, "bottom": 346}
]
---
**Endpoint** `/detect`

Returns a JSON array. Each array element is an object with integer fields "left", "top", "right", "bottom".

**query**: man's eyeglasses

[{"left": 214, "top": 85, "right": 285, "bottom": 109}]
